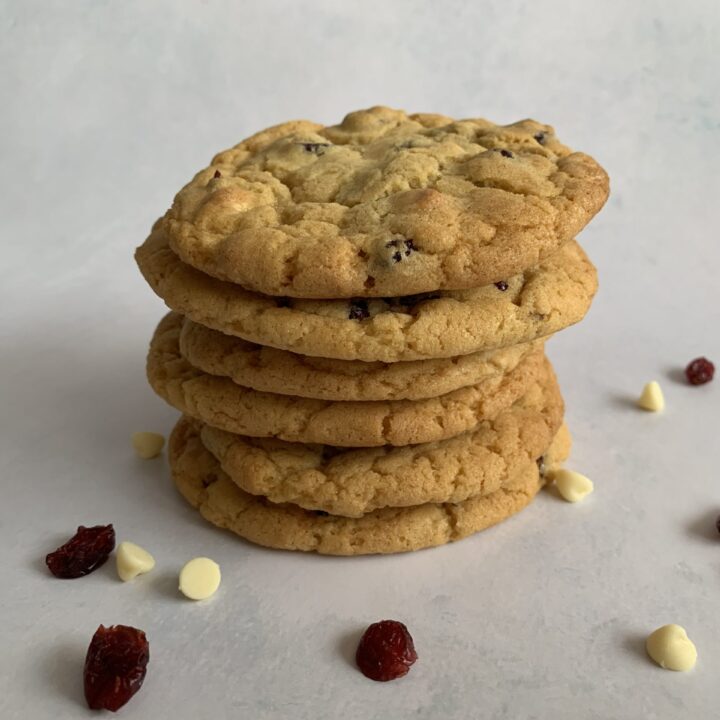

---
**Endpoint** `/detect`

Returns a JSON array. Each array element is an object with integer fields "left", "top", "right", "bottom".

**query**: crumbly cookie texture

[
  {"left": 179, "top": 316, "right": 543, "bottom": 402},
  {"left": 147, "top": 313, "right": 548, "bottom": 447},
  {"left": 168, "top": 416, "right": 571, "bottom": 555},
  {"left": 135, "top": 226, "right": 597, "bottom": 362},
  {"left": 195, "top": 362, "right": 563, "bottom": 517},
  {"left": 162, "top": 106, "right": 608, "bottom": 298}
]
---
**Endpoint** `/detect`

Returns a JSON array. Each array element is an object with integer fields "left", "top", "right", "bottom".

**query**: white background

[{"left": 2, "top": 1, "right": 719, "bottom": 718}]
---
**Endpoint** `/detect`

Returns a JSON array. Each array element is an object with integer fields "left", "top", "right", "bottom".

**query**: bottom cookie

[{"left": 168, "top": 417, "right": 571, "bottom": 556}]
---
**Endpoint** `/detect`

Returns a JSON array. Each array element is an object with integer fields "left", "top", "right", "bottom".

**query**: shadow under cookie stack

[{"left": 136, "top": 106, "right": 608, "bottom": 556}]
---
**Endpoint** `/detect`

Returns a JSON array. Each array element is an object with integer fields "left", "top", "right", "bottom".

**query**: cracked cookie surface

[
  {"left": 148, "top": 313, "right": 549, "bottom": 447},
  {"left": 179, "top": 315, "right": 542, "bottom": 401},
  {"left": 169, "top": 416, "right": 571, "bottom": 554},
  {"left": 190, "top": 360, "right": 563, "bottom": 516},
  {"left": 136, "top": 226, "right": 597, "bottom": 362},
  {"left": 162, "top": 105, "right": 608, "bottom": 298}
]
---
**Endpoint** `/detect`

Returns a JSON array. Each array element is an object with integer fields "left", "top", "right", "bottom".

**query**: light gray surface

[{"left": 1, "top": 1, "right": 719, "bottom": 718}]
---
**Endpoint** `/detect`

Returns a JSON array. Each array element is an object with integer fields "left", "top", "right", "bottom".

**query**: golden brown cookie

[
  {"left": 135, "top": 226, "right": 597, "bottom": 362},
  {"left": 179, "top": 316, "right": 543, "bottom": 402},
  {"left": 163, "top": 106, "right": 608, "bottom": 298},
  {"left": 168, "top": 416, "right": 571, "bottom": 555},
  {"left": 147, "top": 313, "right": 549, "bottom": 447},
  {"left": 197, "top": 360, "right": 562, "bottom": 516}
]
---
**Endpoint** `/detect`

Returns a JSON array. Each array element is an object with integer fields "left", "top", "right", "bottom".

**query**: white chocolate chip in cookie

[
  {"left": 638, "top": 381, "right": 664, "bottom": 412},
  {"left": 552, "top": 469, "right": 594, "bottom": 502},
  {"left": 132, "top": 431, "right": 165, "bottom": 459},
  {"left": 179, "top": 557, "right": 221, "bottom": 600},
  {"left": 646, "top": 624, "right": 697, "bottom": 671},
  {"left": 116, "top": 541, "right": 156, "bottom": 582}
]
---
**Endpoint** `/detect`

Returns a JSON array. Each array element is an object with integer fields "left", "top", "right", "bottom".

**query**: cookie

[
  {"left": 163, "top": 106, "right": 608, "bottom": 298},
  {"left": 147, "top": 313, "right": 549, "bottom": 447},
  {"left": 191, "top": 360, "right": 563, "bottom": 516},
  {"left": 136, "top": 226, "right": 597, "bottom": 362},
  {"left": 168, "top": 417, "right": 571, "bottom": 555},
  {"left": 179, "top": 316, "right": 542, "bottom": 402}
]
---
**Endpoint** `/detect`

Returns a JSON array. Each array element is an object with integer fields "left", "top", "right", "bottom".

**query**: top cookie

[{"left": 163, "top": 106, "right": 609, "bottom": 298}]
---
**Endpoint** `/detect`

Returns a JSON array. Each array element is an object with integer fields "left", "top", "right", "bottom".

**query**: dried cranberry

[
  {"left": 499, "top": 149, "right": 514, "bottom": 158},
  {"left": 386, "top": 238, "right": 415, "bottom": 263},
  {"left": 300, "top": 142, "right": 331, "bottom": 155},
  {"left": 356, "top": 620, "right": 417, "bottom": 681},
  {"left": 84, "top": 625, "right": 149, "bottom": 711},
  {"left": 534, "top": 131, "right": 547, "bottom": 145},
  {"left": 494, "top": 281, "right": 509, "bottom": 291},
  {"left": 685, "top": 357, "right": 715, "bottom": 385},
  {"left": 212, "top": 169, "right": 222, "bottom": 179},
  {"left": 46, "top": 525, "right": 115, "bottom": 578},
  {"left": 348, "top": 300, "right": 370, "bottom": 321}
]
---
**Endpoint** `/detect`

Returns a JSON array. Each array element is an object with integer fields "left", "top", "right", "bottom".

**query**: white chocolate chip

[
  {"left": 638, "top": 381, "right": 664, "bottom": 412},
  {"left": 646, "top": 624, "right": 697, "bottom": 671},
  {"left": 179, "top": 557, "right": 221, "bottom": 600},
  {"left": 116, "top": 541, "right": 156, "bottom": 582},
  {"left": 552, "top": 469, "right": 594, "bottom": 503},
  {"left": 132, "top": 431, "right": 165, "bottom": 459}
]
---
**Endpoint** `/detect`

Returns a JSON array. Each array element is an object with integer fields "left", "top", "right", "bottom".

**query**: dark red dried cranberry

[
  {"left": 84, "top": 625, "right": 149, "bottom": 711},
  {"left": 534, "top": 131, "right": 546, "bottom": 145},
  {"left": 356, "top": 620, "right": 417, "bottom": 681},
  {"left": 212, "top": 169, "right": 222, "bottom": 179},
  {"left": 386, "top": 238, "right": 416, "bottom": 263},
  {"left": 499, "top": 149, "right": 514, "bottom": 158},
  {"left": 494, "top": 281, "right": 509, "bottom": 291},
  {"left": 300, "top": 142, "right": 331, "bottom": 155},
  {"left": 348, "top": 300, "right": 370, "bottom": 321},
  {"left": 685, "top": 357, "right": 715, "bottom": 385},
  {"left": 46, "top": 525, "right": 115, "bottom": 578}
]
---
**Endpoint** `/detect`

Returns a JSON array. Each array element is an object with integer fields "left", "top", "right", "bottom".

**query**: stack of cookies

[{"left": 135, "top": 106, "right": 608, "bottom": 556}]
